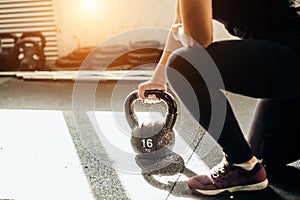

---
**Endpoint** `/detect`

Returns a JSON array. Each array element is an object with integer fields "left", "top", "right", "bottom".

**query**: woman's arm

[
  {"left": 138, "top": 0, "right": 213, "bottom": 100},
  {"left": 138, "top": 0, "right": 183, "bottom": 100}
]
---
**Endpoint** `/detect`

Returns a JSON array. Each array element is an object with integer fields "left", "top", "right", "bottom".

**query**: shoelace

[{"left": 211, "top": 158, "right": 230, "bottom": 178}]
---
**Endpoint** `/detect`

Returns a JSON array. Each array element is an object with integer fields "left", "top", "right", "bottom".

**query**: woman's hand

[
  {"left": 138, "top": 80, "right": 167, "bottom": 102},
  {"left": 138, "top": 62, "right": 168, "bottom": 101}
]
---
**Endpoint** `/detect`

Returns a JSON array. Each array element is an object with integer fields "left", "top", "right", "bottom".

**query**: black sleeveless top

[{"left": 213, "top": 0, "right": 300, "bottom": 53}]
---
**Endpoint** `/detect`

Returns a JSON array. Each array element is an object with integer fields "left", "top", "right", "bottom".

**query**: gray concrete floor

[{"left": 0, "top": 77, "right": 299, "bottom": 200}]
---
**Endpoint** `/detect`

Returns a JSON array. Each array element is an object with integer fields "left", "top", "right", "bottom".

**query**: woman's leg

[
  {"left": 166, "top": 48, "right": 253, "bottom": 164},
  {"left": 166, "top": 39, "right": 300, "bottom": 164},
  {"left": 249, "top": 97, "right": 300, "bottom": 168}
]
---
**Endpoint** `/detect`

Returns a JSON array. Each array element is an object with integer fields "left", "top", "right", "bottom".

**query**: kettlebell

[
  {"left": 14, "top": 39, "right": 46, "bottom": 71},
  {"left": 15, "top": 31, "right": 46, "bottom": 70},
  {"left": 124, "top": 90, "right": 178, "bottom": 158}
]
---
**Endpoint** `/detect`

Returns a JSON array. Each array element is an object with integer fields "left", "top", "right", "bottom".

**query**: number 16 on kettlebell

[{"left": 124, "top": 90, "right": 178, "bottom": 156}]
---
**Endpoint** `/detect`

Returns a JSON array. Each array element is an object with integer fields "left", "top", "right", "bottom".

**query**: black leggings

[{"left": 166, "top": 39, "right": 300, "bottom": 164}]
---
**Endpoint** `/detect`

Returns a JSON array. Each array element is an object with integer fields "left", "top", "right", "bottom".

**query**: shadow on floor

[{"left": 267, "top": 165, "right": 300, "bottom": 198}]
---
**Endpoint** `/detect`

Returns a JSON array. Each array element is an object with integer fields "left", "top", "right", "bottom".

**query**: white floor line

[
  {"left": 89, "top": 111, "right": 210, "bottom": 200},
  {"left": 0, "top": 109, "right": 94, "bottom": 200}
]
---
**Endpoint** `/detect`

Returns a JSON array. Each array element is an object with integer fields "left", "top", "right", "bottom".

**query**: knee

[
  {"left": 166, "top": 47, "right": 187, "bottom": 86},
  {"left": 166, "top": 45, "right": 222, "bottom": 91},
  {"left": 167, "top": 47, "right": 190, "bottom": 69},
  {"left": 166, "top": 47, "right": 198, "bottom": 82}
]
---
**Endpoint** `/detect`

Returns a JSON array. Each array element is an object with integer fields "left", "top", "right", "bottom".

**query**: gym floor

[{"left": 0, "top": 77, "right": 299, "bottom": 200}]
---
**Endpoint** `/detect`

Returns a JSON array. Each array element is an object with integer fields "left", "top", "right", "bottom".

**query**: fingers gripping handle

[
  {"left": 124, "top": 90, "right": 178, "bottom": 129},
  {"left": 144, "top": 90, "right": 177, "bottom": 115},
  {"left": 144, "top": 90, "right": 178, "bottom": 129}
]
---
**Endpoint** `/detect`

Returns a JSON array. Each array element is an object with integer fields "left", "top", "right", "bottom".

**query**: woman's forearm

[{"left": 150, "top": 25, "right": 184, "bottom": 85}]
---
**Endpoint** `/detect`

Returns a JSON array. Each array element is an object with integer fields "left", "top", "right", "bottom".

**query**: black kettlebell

[
  {"left": 124, "top": 90, "right": 178, "bottom": 157},
  {"left": 14, "top": 39, "right": 46, "bottom": 71},
  {"left": 16, "top": 31, "right": 46, "bottom": 70}
]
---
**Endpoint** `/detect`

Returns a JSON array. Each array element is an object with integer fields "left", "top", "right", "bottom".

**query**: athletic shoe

[{"left": 188, "top": 157, "right": 268, "bottom": 195}]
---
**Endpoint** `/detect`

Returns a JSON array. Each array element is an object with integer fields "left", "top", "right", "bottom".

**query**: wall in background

[
  {"left": 53, "top": 0, "right": 236, "bottom": 56},
  {"left": 53, "top": 0, "right": 175, "bottom": 56}
]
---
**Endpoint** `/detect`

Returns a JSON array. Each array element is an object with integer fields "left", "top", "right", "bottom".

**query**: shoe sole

[{"left": 194, "top": 179, "right": 269, "bottom": 196}]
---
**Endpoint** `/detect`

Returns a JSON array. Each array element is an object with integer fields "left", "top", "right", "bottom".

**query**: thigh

[{"left": 206, "top": 39, "right": 300, "bottom": 98}]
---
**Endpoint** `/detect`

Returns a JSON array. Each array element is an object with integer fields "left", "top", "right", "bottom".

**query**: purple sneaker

[{"left": 188, "top": 157, "right": 268, "bottom": 195}]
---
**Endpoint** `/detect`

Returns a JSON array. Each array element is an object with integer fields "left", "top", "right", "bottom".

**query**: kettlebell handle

[
  {"left": 124, "top": 90, "right": 178, "bottom": 129},
  {"left": 20, "top": 31, "right": 46, "bottom": 49}
]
